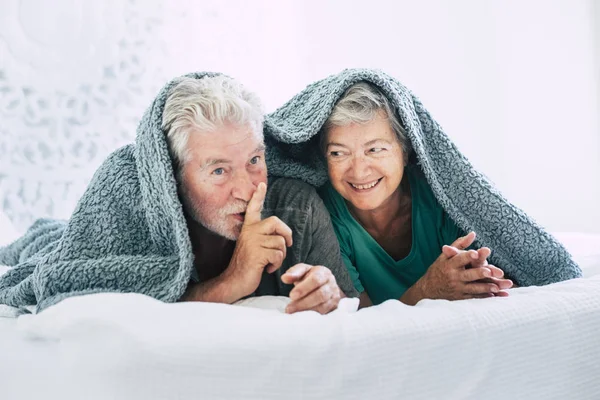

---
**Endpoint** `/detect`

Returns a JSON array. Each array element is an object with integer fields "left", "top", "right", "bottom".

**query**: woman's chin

[{"left": 347, "top": 197, "right": 382, "bottom": 212}]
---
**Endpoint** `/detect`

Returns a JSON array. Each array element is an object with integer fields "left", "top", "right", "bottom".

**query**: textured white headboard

[
  {"left": 0, "top": 0, "right": 308, "bottom": 233},
  {"left": 0, "top": 0, "right": 184, "bottom": 233},
  {"left": 0, "top": 209, "right": 19, "bottom": 246}
]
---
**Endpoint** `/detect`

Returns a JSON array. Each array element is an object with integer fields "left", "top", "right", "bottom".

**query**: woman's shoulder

[
  {"left": 407, "top": 164, "right": 438, "bottom": 207},
  {"left": 407, "top": 164, "right": 456, "bottom": 235},
  {"left": 406, "top": 163, "right": 427, "bottom": 186}
]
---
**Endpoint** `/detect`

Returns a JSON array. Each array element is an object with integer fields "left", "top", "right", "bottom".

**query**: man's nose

[{"left": 231, "top": 171, "right": 256, "bottom": 202}]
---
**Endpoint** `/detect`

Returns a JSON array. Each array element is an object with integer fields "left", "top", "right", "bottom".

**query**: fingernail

[
  {"left": 470, "top": 251, "right": 478, "bottom": 259},
  {"left": 483, "top": 268, "right": 491, "bottom": 277},
  {"left": 491, "top": 286, "right": 499, "bottom": 293},
  {"left": 285, "top": 306, "right": 294, "bottom": 314}
]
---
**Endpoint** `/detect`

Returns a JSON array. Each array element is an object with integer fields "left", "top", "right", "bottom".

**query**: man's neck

[{"left": 186, "top": 216, "right": 236, "bottom": 281}]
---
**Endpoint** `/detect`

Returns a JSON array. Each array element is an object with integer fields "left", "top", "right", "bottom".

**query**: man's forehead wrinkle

[{"left": 224, "top": 132, "right": 254, "bottom": 148}]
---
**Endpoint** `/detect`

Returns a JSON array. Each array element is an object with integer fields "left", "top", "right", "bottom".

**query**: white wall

[
  {"left": 1, "top": 0, "right": 598, "bottom": 233},
  {"left": 293, "top": 0, "right": 600, "bottom": 233}
]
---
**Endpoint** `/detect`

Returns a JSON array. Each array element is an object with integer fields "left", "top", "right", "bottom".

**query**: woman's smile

[{"left": 348, "top": 178, "right": 383, "bottom": 192}]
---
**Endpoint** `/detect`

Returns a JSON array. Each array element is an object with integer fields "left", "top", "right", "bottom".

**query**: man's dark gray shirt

[{"left": 191, "top": 177, "right": 358, "bottom": 298}]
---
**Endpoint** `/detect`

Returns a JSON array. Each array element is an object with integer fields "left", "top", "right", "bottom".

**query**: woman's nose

[{"left": 350, "top": 155, "right": 371, "bottom": 178}]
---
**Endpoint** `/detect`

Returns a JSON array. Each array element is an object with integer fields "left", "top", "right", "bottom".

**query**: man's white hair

[{"left": 162, "top": 75, "right": 264, "bottom": 165}]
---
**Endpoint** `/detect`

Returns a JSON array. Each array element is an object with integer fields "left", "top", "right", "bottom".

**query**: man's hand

[
  {"left": 221, "top": 182, "right": 294, "bottom": 302},
  {"left": 281, "top": 264, "right": 341, "bottom": 314}
]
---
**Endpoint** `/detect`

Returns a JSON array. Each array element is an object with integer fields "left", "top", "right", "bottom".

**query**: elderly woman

[{"left": 317, "top": 82, "right": 514, "bottom": 308}]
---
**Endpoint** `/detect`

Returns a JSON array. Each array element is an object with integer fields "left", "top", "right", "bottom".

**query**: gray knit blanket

[
  {"left": 0, "top": 72, "right": 226, "bottom": 311},
  {"left": 263, "top": 68, "right": 581, "bottom": 286},
  {"left": 0, "top": 69, "right": 581, "bottom": 311}
]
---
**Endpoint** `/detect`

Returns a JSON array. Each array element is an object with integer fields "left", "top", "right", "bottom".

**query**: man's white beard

[{"left": 180, "top": 188, "right": 247, "bottom": 241}]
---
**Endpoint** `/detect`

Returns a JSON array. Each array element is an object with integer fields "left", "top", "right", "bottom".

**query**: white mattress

[{"left": 1, "top": 231, "right": 599, "bottom": 400}]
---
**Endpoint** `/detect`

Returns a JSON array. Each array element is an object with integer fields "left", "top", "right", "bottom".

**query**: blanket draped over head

[
  {"left": 0, "top": 72, "right": 224, "bottom": 311},
  {"left": 0, "top": 69, "right": 581, "bottom": 312},
  {"left": 262, "top": 68, "right": 581, "bottom": 286}
]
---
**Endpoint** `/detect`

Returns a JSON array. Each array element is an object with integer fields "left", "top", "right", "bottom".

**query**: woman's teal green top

[{"left": 318, "top": 165, "right": 464, "bottom": 305}]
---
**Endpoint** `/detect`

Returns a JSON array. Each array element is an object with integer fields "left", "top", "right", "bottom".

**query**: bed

[{"left": 1, "top": 223, "right": 599, "bottom": 400}]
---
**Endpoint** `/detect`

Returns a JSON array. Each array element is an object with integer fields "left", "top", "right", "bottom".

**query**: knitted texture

[
  {"left": 264, "top": 68, "right": 581, "bottom": 286},
  {"left": 0, "top": 72, "right": 222, "bottom": 311}
]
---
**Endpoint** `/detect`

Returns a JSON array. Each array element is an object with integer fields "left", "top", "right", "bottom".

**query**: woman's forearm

[
  {"left": 358, "top": 292, "right": 373, "bottom": 309},
  {"left": 399, "top": 280, "right": 426, "bottom": 306}
]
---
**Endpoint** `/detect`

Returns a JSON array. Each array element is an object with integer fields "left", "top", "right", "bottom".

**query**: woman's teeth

[{"left": 350, "top": 179, "right": 379, "bottom": 190}]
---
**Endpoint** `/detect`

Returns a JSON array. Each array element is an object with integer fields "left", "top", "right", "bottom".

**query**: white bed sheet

[
  {"left": 0, "top": 231, "right": 599, "bottom": 400},
  {"left": 0, "top": 277, "right": 599, "bottom": 400}
]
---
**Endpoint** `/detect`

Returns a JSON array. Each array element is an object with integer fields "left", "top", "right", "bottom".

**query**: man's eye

[
  {"left": 250, "top": 156, "right": 261, "bottom": 165},
  {"left": 329, "top": 151, "right": 342, "bottom": 157},
  {"left": 369, "top": 148, "right": 384, "bottom": 153},
  {"left": 212, "top": 168, "right": 225, "bottom": 176}
]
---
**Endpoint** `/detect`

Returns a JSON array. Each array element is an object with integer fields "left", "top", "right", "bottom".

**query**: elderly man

[
  {"left": 0, "top": 73, "right": 356, "bottom": 313},
  {"left": 163, "top": 76, "right": 356, "bottom": 312}
]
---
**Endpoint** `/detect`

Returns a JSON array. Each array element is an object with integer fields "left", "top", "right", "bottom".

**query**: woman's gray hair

[
  {"left": 162, "top": 75, "right": 264, "bottom": 165},
  {"left": 322, "top": 82, "right": 412, "bottom": 157}
]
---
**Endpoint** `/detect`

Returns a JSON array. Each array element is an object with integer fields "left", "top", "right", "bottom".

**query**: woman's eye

[
  {"left": 369, "top": 148, "right": 384, "bottom": 154},
  {"left": 250, "top": 156, "right": 261, "bottom": 165},
  {"left": 329, "top": 151, "right": 342, "bottom": 157},
  {"left": 212, "top": 168, "right": 225, "bottom": 176}
]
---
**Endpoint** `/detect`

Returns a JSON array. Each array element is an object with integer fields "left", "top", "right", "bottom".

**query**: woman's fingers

[
  {"left": 450, "top": 232, "right": 476, "bottom": 250},
  {"left": 460, "top": 267, "right": 492, "bottom": 282}
]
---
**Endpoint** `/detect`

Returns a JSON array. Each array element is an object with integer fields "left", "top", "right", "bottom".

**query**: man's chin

[
  {"left": 216, "top": 224, "right": 241, "bottom": 241},
  {"left": 229, "top": 227, "right": 242, "bottom": 241},
  {"left": 193, "top": 219, "right": 240, "bottom": 241},
  {"left": 213, "top": 226, "right": 239, "bottom": 241}
]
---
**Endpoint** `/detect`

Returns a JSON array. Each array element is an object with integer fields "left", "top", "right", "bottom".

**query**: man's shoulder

[{"left": 264, "top": 177, "right": 319, "bottom": 211}]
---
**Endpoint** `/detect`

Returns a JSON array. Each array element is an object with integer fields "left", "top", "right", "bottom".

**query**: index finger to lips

[{"left": 243, "top": 182, "right": 267, "bottom": 226}]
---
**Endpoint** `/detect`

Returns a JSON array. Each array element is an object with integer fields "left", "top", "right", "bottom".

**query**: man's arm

[
  {"left": 301, "top": 192, "right": 359, "bottom": 298},
  {"left": 278, "top": 189, "right": 359, "bottom": 314},
  {"left": 179, "top": 275, "right": 240, "bottom": 304}
]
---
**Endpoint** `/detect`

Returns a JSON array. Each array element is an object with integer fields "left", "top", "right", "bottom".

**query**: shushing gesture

[
  {"left": 222, "top": 182, "right": 344, "bottom": 314},
  {"left": 222, "top": 182, "right": 293, "bottom": 301}
]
